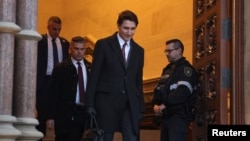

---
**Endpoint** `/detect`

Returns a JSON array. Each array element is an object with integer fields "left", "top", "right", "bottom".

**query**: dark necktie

[
  {"left": 122, "top": 42, "right": 127, "bottom": 62},
  {"left": 52, "top": 39, "right": 59, "bottom": 66},
  {"left": 77, "top": 62, "right": 85, "bottom": 103}
]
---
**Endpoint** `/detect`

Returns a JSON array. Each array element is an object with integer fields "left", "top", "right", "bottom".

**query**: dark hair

[
  {"left": 166, "top": 39, "right": 184, "bottom": 53},
  {"left": 117, "top": 10, "right": 138, "bottom": 26},
  {"left": 71, "top": 36, "right": 85, "bottom": 43},
  {"left": 48, "top": 16, "right": 62, "bottom": 24}
]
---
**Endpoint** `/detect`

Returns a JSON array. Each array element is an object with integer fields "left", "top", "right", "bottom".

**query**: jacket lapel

[
  {"left": 109, "top": 34, "right": 127, "bottom": 69},
  {"left": 126, "top": 40, "right": 138, "bottom": 70}
]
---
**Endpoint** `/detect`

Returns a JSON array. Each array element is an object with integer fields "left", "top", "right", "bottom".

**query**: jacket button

[{"left": 121, "top": 90, "right": 126, "bottom": 94}]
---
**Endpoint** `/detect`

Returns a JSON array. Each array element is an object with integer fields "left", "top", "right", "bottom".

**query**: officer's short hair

[{"left": 166, "top": 39, "right": 184, "bottom": 53}]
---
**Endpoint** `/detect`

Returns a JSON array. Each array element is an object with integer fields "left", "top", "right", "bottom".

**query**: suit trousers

[
  {"left": 36, "top": 75, "right": 52, "bottom": 139},
  {"left": 103, "top": 108, "right": 138, "bottom": 141},
  {"left": 160, "top": 116, "right": 190, "bottom": 141},
  {"left": 55, "top": 105, "right": 89, "bottom": 141}
]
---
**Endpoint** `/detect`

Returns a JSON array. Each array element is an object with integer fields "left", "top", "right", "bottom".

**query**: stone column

[
  {"left": 0, "top": 0, "right": 22, "bottom": 140},
  {"left": 0, "top": 0, "right": 21, "bottom": 141},
  {"left": 12, "top": 0, "right": 43, "bottom": 140}
]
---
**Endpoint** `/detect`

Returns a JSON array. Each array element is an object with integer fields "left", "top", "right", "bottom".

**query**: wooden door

[{"left": 192, "top": 0, "right": 233, "bottom": 140}]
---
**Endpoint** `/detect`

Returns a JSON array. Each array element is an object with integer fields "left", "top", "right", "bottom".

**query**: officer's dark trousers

[{"left": 161, "top": 116, "right": 190, "bottom": 141}]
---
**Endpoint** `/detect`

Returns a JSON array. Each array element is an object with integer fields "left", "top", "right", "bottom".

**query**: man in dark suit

[
  {"left": 36, "top": 16, "right": 69, "bottom": 138},
  {"left": 86, "top": 10, "right": 145, "bottom": 141},
  {"left": 46, "top": 36, "right": 91, "bottom": 141}
]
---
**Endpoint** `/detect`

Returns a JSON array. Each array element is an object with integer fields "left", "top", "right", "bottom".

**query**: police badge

[{"left": 184, "top": 67, "right": 192, "bottom": 77}]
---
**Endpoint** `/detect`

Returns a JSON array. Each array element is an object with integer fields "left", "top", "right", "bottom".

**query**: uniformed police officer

[{"left": 151, "top": 39, "right": 198, "bottom": 141}]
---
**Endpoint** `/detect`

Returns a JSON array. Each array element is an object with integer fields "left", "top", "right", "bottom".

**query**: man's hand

[
  {"left": 46, "top": 119, "right": 54, "bottom": 129},
  {"left": 153, "top": 104, "right": 166, "bottom": 116},
  {"left": 86, "top": 107, "right": 96, "bottom": 115}
]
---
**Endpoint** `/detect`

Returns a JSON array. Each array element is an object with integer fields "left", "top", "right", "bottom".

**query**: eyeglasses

[{"left": 164, "top": 48, "right": 179, "bottom": 53}]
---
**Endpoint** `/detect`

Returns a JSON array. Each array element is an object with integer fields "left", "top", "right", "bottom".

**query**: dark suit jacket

[
  {"left": 86, "top": 32, "right": 145, "bottom": 134},
  {"left": 36, "top": 34, "right": 70, "bottom": 90},
  {"left": 47, "top": 58, "right": 91, "bottom": 134}
]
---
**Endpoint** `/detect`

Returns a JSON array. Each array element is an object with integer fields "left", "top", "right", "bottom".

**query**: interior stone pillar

[
  {"left": 12, "top": 0, "right": 43, "bottom": 140},
  {"left": 0, "top": 0, "right": 23, "bottom": 140}
]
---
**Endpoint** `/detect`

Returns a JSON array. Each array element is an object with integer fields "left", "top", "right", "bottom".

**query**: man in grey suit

[{"left": 86, "top": 10, "right": 145, "bottom": 141}]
